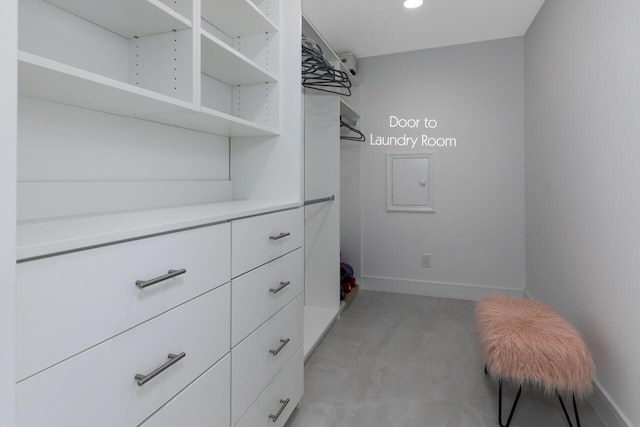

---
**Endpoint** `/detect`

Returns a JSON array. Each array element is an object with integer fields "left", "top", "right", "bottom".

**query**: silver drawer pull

[
  {"left": 269, "top": 338, "right": 290, "bottom": 356},
  {"left": 268, "top": 398, "right": 290, "bottom": 422},
  {"left": 269, "top": 281, "right": 291, "bottom": 294},
  {"left": 134, "top": 352, "right": 186, "bottom": 386},
  {"left": 269, "top": 232, "right": 290, "bottom": 241},
  {"left": 136, "top": 269, "right": 186, "bottom": 289}
]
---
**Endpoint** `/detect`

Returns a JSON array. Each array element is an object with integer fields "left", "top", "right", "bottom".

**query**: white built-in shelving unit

[
  {"left": 302, "top": 15, "right": 360, "bottom": 360},
  {"left": 199, "top": 0, "right": 281, "bottom": 135},
  {"left": 200, "top": 31, "right": 277, "bottom": 86},
  {"left": 18, "top": 0, "right": 284, "bottom": 141},
  {"left": 17, "top": 0, "right": 302, "bottom": 257},
  {"left": 14, "top": 0, "right": 304, "bottom": 425}
]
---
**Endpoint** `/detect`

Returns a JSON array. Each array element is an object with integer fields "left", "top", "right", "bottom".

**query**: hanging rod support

[{"left": 304, "top": 195, "right": 335, "bottom": 206}]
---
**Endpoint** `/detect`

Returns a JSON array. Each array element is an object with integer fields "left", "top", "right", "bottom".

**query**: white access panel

[
  {"left": 392, "top": 157, "right": 429, "bottom": 205},
  {"left": 386, "top": 153, "right": 435, "bottom": 212}
]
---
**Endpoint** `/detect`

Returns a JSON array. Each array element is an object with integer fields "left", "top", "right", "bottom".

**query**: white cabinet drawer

[
  {"left": 231, "top": 208, "right": 303, "bottom": 277},
  {"left": 16, "top": 223, "right": 230, "bottom": 380},
  {"left": 232, "top": 294, "right": 303, "bottom": 424},
  {"left": 140, "top": 354, "right": 230, "bottom": 427},
  {"left": 16, "top": 285, "right": 230, "bottom": 427},
  {"left": 232, "top": 248, "right": 303, "bottom": 346},
  {"left": 235, "top": 348, "right": 303, "bottom": 427}
]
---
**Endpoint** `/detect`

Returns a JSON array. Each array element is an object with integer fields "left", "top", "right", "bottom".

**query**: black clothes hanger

[
  {"left": 302, "top": 37, "right": 352, "bottom": 96},
  {"left": 340, "top": 116, "right": 365, "bottom": 142}
]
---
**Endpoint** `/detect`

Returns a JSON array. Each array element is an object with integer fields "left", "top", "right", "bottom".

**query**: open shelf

[
  {"left": 19, "top": 51, "right": 278, "bottom": 137},
  {"left": 44, "top": 0, "right": 191, "bottom": 39},
  {"left": 201, "top": 30, "right": 277, "bottom": 86},
  {"left": 200, "top": 108, "right": 279, "bottom": 136},
  {"left": 147, "top": 106, "right": 280, "bottom": 137},
  {"left": 202, "top": 0, "right": 277, "bottom": 37},
  {"left": 340, "top": 98, "right": 360, "bottom": 120},
  {"left": 17, "top": 200, "right": 301, "bottom": 262},
  {"left": 339, "top": 61, "right": 360, "bottom": 88},
  {"left": 302, "top": 14, "right": 339, "bottom": 64},
  {"left": 18, "top": 51, "right": 191, "bottom": 118}
]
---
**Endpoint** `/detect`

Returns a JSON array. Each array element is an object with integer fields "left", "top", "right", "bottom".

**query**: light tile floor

[{"left": 285, "top": 290, "right": 604, "bottom": 427}]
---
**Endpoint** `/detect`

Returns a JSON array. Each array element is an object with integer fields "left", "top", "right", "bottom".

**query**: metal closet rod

[{"left": 304, "top": 195, "right": 335, "bottom": 206}]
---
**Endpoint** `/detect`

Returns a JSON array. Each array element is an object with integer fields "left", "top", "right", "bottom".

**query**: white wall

[
  {"left": 0, "top": 0, "right": 17, "bottom": 425},
  {"left": 525, "top": 1, "right": 640, "bottom": 425},
  {"left": 357, "top": 37, "right": 526, "bottom": 300}
]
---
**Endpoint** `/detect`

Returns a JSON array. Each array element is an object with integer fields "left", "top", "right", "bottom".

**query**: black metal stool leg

[
  {"left": 498, "top": 380, "right": 522, "bottom": 427},
  {"left": 557, "top": 393, "right": 581, "bottom": 427}
]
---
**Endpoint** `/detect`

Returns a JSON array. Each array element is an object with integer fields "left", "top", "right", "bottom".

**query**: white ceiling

[{"left": 302, "top": 0, "right": 546, "bottom": 58}]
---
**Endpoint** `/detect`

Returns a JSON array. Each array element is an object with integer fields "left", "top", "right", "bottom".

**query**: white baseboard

[
  {"left": 360, "top": 275, "right": 524, "bottom": 301},
  {"left": 589, "top": 379, "right": 632, "bottom": 427},
  {"left": 525, "top": 290, "right": 631, "bottom": 426}
]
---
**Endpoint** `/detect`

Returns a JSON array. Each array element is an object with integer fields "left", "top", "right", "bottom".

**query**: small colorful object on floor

[
  {"left": 340, "top": 262, "right": 358, "bottom": 302},
  {"left": 340, "top": 262, "right": 354, "bottom": 298}
]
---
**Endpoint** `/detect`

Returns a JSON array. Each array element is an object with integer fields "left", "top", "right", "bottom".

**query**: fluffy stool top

[{"left": 475, "top": 295, "right": 594, "bottom": 398}]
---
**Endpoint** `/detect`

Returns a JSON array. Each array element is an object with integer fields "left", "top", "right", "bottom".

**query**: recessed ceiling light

[{"left": 403, "top": 0, "right": 423, "bottom": 8}]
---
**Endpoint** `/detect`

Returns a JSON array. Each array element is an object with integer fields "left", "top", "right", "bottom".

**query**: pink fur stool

[{"left": 475, "top": 295, "right": 594, "bottom": 427}]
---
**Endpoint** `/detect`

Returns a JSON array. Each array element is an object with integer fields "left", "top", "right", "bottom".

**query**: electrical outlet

[{"left": 422, "top": 254, "right": 431, "bottom": 268}]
